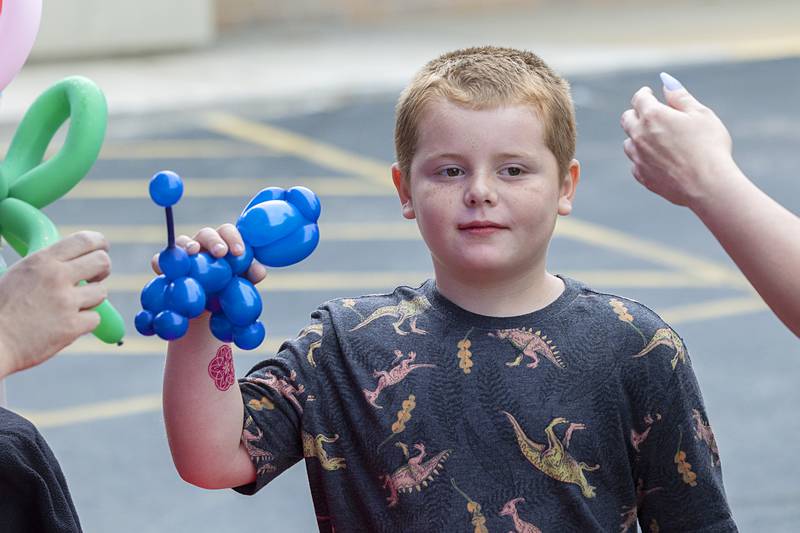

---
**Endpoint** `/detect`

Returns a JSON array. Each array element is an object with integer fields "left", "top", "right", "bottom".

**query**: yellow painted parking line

[
  {"left": 22, "top": 294, "right": 771, "bottom": 429},
  {"left": 98, "top": 140, "right": 275, "bottom": 159},
  {"left": 62, "top": 336, "right": 286, "bottom": 356},
  {"left": 58, "top": 221, "right": 420, "bottom": 242},
  {"left": 39, "top": 296, "right": 771, "bottom": 430},
  {"left": 105, "top": 271, "right": 434, "bottom": 292},
  {"left": 18, "top": 394, "right": 162, "bottom": 429},
  {"left": 101, "top": 270, "right": 724, "bottom": 294},
  {"left": 659, "top": 296, "right": 768, "bottom": 325},
  {"left": 197, "top": 114, "right": 744, "bottom": 292},
  {"left": 63, "top": 289, "right": 767, "bottom": 358},
  {"left": 729, "top": 36, "right": 800, "bottom": 61},
  {"left": 556, "top": 218, "right": 747, "bottom": 288},
  {"left": 1, "top": 139, "right": 277, "bottom": 160},
  {"left": 65, "top": 177, "right": 391, "bottom": 199},
  {"left": 56, "top": 217, "right": 741, "bottom": 287},
  {"left": 203, "top": 112, "right": 392, "bottom": 189}
]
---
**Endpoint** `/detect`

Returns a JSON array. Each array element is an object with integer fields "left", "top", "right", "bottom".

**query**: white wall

[{"left": 31, "top": 0, "right": 216, "bottom": 60}]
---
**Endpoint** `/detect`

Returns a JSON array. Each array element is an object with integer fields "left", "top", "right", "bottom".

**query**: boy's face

[{"left": 392, "top": 97, "right": 579, "bottom": 283}]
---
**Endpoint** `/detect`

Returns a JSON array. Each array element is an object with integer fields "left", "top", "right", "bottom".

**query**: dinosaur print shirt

[{"left": 235, "top": 277, "right": 737, "bottom": 533}]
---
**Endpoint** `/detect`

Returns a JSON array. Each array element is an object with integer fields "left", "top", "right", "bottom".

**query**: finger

[
  {"left": 46, "top": 231, "right": 108, "bottom": 262},
  {"left": 622, "top": 138, "right": 639, "bottom": 163},
  {"left": 74, "top": 282, "right": 108, "bottom": 310},
  {"left": 620, "top": 109, "right": 639, "bottom": 135},
  {"left": 660, "top": 72, "right": 684, "bottom": 91},
  {"left": 246, "top": 261, "right": 267, "bottom": 285},
  {"left": 217, "top": 224, "right": 245, "bottom": 256},
  {"left": 74, "top": 310, "right": 102, "bottom": 337},
  {"left": 659, "top": 72, "right": 703, "bottom": 112},
  {"left": 631, "top": 86, "right": 662, "bottom": 116},
  {"left": 664, "top": 87, "right": 702, "bottom": 112},
  {"left": 66, "top": 249, "right": 112, "bottom": 285},
  {"left": 632, "top": 165, "right": 646, "bottom": 185},
  {"left": 194, "top": 227, "right": 229, "bottom": 258},
  {"left": 175, "top": 235, "right": 201, "bottom": 255},
  {"left": 151, "top": 253, "right": 162, "bottom": 275}
]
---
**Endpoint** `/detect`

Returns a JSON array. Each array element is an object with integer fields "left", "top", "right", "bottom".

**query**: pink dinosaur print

[
  {"left": 247, "top": 369, "right": 305, "bottom": 414},
  {"left": 692, "top": 409, "right": 720, "bottom": 466},
  {"left": 363, "top": 350, "right": 436, "bottom": 409},
  {"left": 499, "top": 497, "right": 541, "bottom": 533},
  {"left": 380, "top": 442, "right": 451, "bottom": 508},
  {"left": 620, "top": 478, "right": 662, "bottom": 532},
  {"left": 630, "top": 413, "right": 661, "bottom": 452},
  {"left": 241, "top": 420, "right": 277, "bottom": 475},
  {"left": 489, "top": 328, "right": 565, "bottom": 369}
]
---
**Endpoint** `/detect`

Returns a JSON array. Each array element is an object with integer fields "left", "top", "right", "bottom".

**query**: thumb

[{"left": 660, "top": 72, "right": 701, "bottom": 111}]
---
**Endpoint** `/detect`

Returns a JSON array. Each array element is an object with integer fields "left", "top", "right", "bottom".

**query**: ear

[
  {"left": 392, "top": 163, "right": 416, "bottom": 220},
  {"left": 557, "top": 159, "right": 580, "bottom": 216}
]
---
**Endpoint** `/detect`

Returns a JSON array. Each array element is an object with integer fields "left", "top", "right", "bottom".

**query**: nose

[{"left": 463, "top": 172, "right": 498, "bottom": 207}]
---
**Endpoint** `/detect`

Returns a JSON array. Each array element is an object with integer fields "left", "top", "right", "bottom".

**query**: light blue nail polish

[{"left": 660, "top": 72, "right": 684, "bottom": 91}]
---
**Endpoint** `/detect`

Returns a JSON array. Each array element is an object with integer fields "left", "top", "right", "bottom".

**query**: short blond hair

[{"left": 395, "top": 46, "right": 576, "bottom": 180}]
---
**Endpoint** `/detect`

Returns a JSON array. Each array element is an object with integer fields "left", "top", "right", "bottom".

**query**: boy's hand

[
  {"left": 150, "top": 223, "right": 267, "bottom": 285},
  {"left": 620, "top": 73, "right": 739, "bottom": 210},
  {"left": 0, "top": 231, "right": 111, "bottom": 378}
]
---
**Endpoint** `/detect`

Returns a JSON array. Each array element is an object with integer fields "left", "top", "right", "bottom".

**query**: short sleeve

[
  {"left": 233, "top": 308, "right": 327, "bottom": 495},
  {"left": 622, "top": 319, "right": 737, "bottom": 532}
]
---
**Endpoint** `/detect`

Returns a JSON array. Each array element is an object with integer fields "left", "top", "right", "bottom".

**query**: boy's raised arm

[
  {"left": 160, "top": 225, "right": 266, "bottom": 489},
  {"left": 164, "top": 313, "right": 256, "bottom": 489}
]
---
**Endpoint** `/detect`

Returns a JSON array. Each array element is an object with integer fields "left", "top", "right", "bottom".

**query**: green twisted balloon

[{"left": 0, "top": 76, "right": 125, "bottom": 344}]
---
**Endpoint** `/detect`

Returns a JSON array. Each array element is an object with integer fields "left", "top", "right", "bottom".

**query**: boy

[{"left": 162, "top": 47, "right": 737, "bottom": 532}]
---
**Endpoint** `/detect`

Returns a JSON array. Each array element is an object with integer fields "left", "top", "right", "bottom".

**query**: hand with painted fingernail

[
  {"left": 621, "top": 74, "right": 800, "bottom": 337},
  {"left": 619, "top": 72, "right": 738, "bottom": 208}
]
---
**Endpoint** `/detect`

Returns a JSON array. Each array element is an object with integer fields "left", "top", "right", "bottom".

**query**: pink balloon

[{"left": 0, "top": 0, "right": 42, "bottom": 91}]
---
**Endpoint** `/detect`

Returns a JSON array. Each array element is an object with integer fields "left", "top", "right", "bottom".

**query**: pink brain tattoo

[{"left": 209, "top": 345, "right": 235, "bottom": 391}]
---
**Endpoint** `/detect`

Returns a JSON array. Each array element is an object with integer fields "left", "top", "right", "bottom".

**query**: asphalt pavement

[{"left": 1, "top": 3, "right": 800, "bottom": 532}]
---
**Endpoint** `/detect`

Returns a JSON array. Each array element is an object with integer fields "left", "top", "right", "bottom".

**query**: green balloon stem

[{"left": 0, "top": 77, "right": 125, "bottom": 346}]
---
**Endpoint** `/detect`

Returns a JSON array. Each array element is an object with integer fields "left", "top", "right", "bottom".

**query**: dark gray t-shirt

[{"left": 236, "top": 277, "right": 736, "bottom": 532}]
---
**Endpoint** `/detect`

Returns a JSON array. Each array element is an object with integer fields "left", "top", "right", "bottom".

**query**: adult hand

[
  {"left": 620, "top": 73, "right": 739, "bottom": 209},
  {"left": 0, "top": 231, "right": 111, "bottom": 378}
]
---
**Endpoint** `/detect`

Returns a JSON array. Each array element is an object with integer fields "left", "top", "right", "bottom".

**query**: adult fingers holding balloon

[{"left": 0, "top": 231, "right": 112, "bottom": 379}]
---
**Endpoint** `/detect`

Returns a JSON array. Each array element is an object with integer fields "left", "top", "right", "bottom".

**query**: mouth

[{"left": 457, "top": 221, "right": 508, "bottom": 234}]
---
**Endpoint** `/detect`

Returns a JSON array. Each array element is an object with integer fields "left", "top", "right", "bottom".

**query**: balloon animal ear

[{"left": 0, "top": 0, "right": 43, "bottom": 92}]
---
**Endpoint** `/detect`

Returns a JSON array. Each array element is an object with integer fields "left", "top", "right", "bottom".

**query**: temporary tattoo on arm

[{"left": 208, "top": 345, "right": 235, "bottom": 391}]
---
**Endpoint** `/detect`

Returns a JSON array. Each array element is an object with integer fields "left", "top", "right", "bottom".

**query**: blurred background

[{"left": 2, "top": 0, "right": 799, "bottom": 531}]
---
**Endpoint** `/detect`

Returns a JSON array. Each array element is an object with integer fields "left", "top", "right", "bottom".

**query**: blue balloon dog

[{"left": 135, "top": 171, "right": 321, "bottom": 350}]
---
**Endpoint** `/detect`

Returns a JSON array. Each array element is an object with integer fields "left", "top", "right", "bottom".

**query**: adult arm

[
  {"left": 0, "top": 231, "right": 111, "bottom": 379},
  {"left": 161, "top": 225, "right": 266, "bottom": 489},
  {"left": 621, "top": 74, "right": 800, "bottom": 337}
]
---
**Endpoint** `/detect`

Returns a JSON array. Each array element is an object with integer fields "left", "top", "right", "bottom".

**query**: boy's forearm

[
  {"left": 691, "top": 166, "right": 800, "bottom": 337},
  {"left": 163, "top": 312, "right": 255, "bottom": 488}
]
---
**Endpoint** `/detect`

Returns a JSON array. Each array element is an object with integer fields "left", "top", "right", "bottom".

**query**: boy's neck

[{"left": 433, "top": 267, "right": 565, "bottom": 318}]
